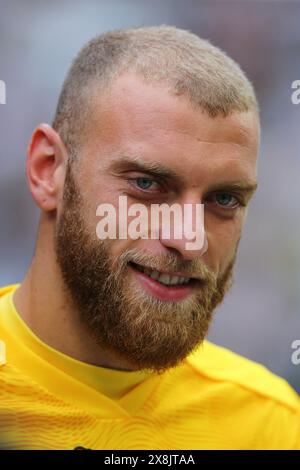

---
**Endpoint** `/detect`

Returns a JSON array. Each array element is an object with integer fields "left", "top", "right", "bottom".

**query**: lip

[
  {"left": 131, "top": 263, "right": 198, "bottom": 280},
  {"left": 128, "top": 263, "right": 197, "bottom": 302}
]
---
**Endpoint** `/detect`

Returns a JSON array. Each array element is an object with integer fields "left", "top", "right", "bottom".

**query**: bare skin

[{"left": 14, "top": 73, "right": 259, "bottom": 372}]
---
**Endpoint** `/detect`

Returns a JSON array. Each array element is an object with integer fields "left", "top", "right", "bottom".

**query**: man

[{"left": 0, "top": 26, "right": 299, "bottom": 450}]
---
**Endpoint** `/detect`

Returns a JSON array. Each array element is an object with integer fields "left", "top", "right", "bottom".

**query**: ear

[{"left": 26, "top": 124, "right": 68, "bottom": 212}]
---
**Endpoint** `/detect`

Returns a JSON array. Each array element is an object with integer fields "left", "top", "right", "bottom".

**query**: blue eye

[
  {"left": 136, "top": 177, "right": 154, "bottom": 190},
  {"left": 215, "top": 193, "right": 238, "bottom": 208}
]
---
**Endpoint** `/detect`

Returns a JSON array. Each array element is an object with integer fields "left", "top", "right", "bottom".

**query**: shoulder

[
  {"left": 182, "top": 341, "right": 300, "bottom": 449},
  {"left": 0, "top": 284, "right": 19, "bottom": 316},
  {"left": 0, "top": 284, "right": 42, "bottom": 400},
  {"left": 0, "top": 285, "right": 18, "bottom": 298},
  {"left": 186, "top": 340, "right": 300, "bottom": 413}
]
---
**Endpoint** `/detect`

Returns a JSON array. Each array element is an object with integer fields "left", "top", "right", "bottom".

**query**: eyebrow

[
  {"left": 108, "top": 155, "right": 183, "bottom": 182},
  {"left": 207, "top": 181, "right": 258, "bottom": 196},
  {"left": 107, "top": 154, "right": 258, "bottom": 196}
]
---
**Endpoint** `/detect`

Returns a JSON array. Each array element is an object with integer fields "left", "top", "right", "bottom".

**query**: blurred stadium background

[{"left": 0, "top": 0, "right": 299, "bottom": 392}]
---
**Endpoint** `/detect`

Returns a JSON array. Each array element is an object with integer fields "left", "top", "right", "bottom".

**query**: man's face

[{"left": 54, "top": 74, "right": 259, "bottom": 372}]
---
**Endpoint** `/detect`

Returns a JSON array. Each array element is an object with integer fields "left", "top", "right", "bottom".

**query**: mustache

[{"left": 115, "top": 248, "right": 217, "bottom": 285}]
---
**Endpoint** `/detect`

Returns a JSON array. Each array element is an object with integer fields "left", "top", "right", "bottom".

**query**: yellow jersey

[{"left": 0, "top": 284, "right": 299, "bottom": 450}]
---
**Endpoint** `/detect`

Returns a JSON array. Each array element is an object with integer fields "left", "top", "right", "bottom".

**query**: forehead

[{"left": 83, "top": 73, "right": 259, "bottom": 184}]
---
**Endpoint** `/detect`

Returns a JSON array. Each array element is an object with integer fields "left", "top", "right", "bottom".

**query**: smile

[
  {"left": 132, "top": 262, "right": 193, "bottom": 286},
  {"left": 129, "top": 262, "right": 199, "bottom": 302}
]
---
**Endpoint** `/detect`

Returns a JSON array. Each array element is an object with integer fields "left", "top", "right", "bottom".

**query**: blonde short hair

[{"left": 53, "top": 25, "right": 258, "bottom": 158}]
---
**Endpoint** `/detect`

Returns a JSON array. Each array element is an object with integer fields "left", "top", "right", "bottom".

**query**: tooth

[
  {"left": 150, "top": 270, "right": 160, "bottom": 280},
  {"left": 169, "top": 276, "right": 179, "bottom": 285},
  {"left": 140, "top": 268, "right": 192, "bottom": 286},
  {"left": 158, "top": 274, "right": 170, "bottom": 285}
]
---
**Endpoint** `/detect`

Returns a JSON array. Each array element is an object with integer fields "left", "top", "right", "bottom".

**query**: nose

[{"left": 158, "top": 201, "right": 208, "bottom": 261}]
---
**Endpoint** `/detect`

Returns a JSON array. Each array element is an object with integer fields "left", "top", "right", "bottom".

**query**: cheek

[
  {"left": 205, "top": 213, "right": 244, "bottom": 274},
  {"left": 82, "top": 185, "right": 125, "bottom": 242}
]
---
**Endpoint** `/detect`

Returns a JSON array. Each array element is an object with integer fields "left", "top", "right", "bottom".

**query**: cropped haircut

[{"left": 52, "top": 25, "right": 259, "bottom": 160}]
